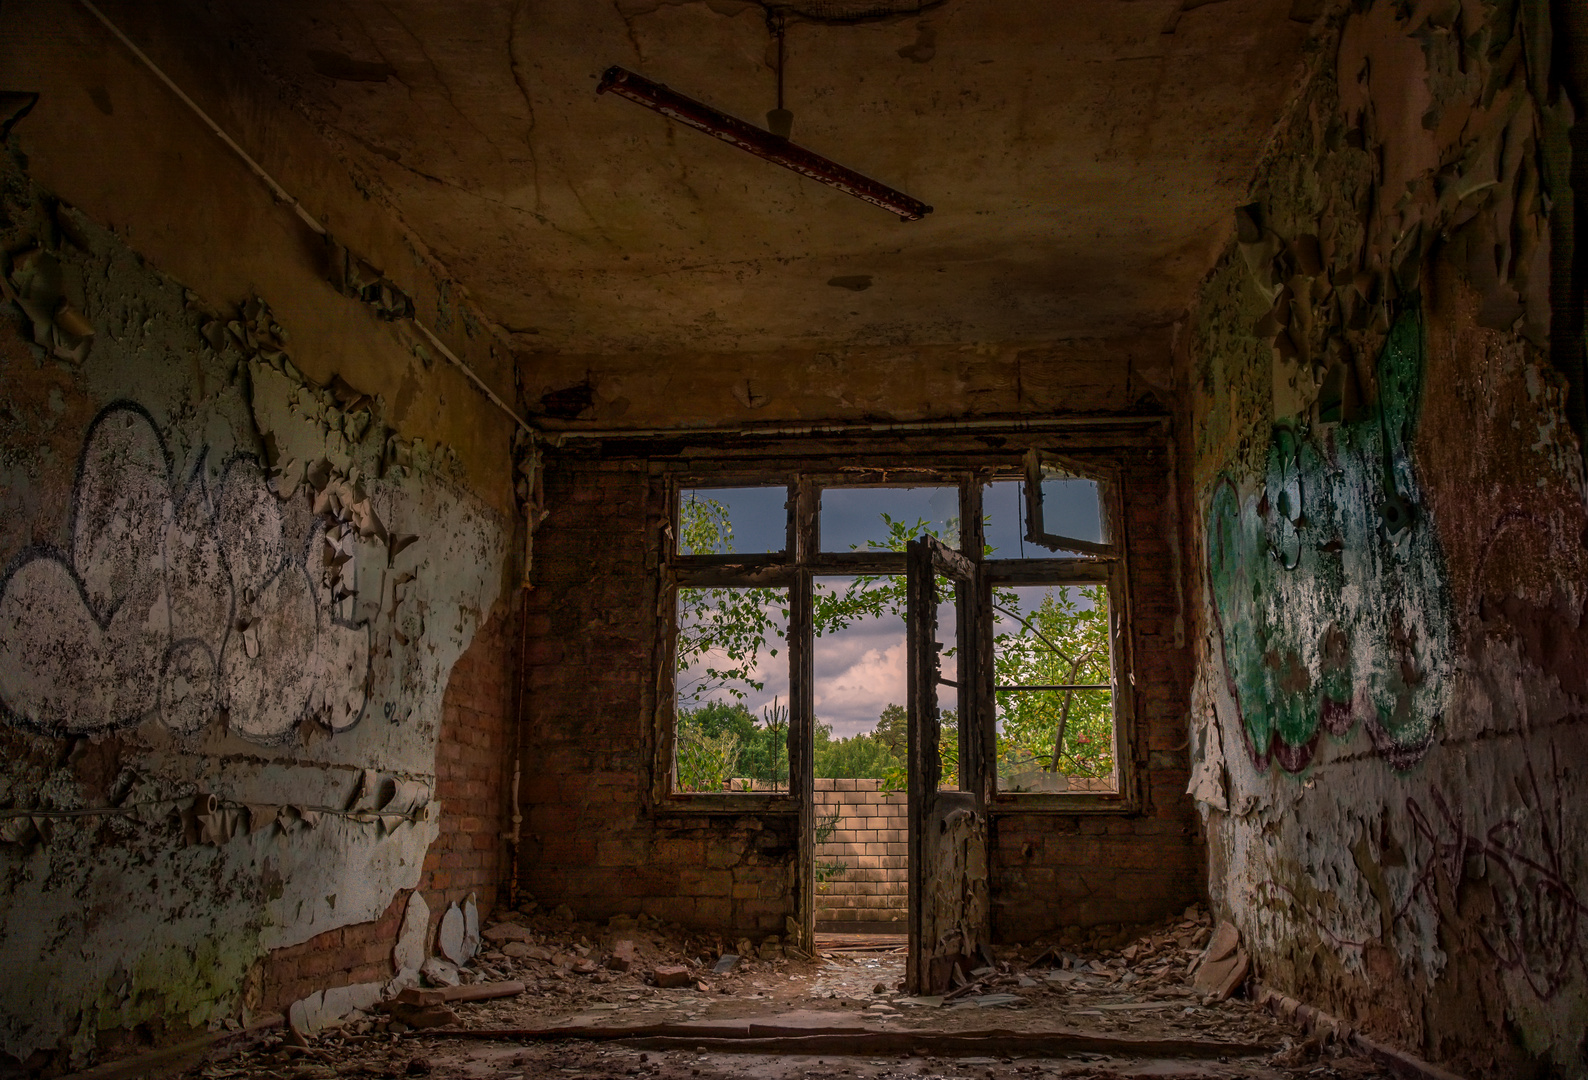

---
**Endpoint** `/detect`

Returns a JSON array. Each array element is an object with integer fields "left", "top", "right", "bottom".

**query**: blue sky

[{"left": 681, "top": 479, "right": 1098, "bottom": 558}]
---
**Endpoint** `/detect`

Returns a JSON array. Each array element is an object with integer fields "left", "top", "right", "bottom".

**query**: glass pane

[
  {"left": 981, "top": 479, "right": 1029, "bottom": 559},
  {"left": 675, "top": 586, "right": 790, "bottom": 792},
  {"left": 992, "top": 583, "right": 1116, "bottom": 793},
  {"left": 1038, "top": 467, "right": 1103, "bottom": 544},
  {"left": 820, "top": 486, "right": 959, "bottom": 553},
  {"left": 678, "top": 487, "right": 787, "bottom": 555}
]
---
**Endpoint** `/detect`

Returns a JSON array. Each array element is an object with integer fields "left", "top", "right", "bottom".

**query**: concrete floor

[{"left": 191, "top": 946, "right": 1400, "bottom": 1080}]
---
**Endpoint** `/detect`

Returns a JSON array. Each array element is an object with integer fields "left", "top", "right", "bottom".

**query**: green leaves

[
  {"left": 677, "top": 586, "right": 786, "bottom": 705},
  {"left": 676, "top": 699, "right": 789, "bottom": 790},
  {"left": 993, "top": 585, "right": 1114, "bottom": 782},
  {"left": 679, "top": 494, "right": 734, "bottom": 555}
]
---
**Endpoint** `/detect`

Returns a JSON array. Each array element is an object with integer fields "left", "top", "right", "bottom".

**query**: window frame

[{"left": 651, "top": 460, "right": 1138, "bottom": 815}]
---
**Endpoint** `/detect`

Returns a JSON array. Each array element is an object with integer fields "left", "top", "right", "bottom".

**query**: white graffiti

[{"left": 0, "top": 404, "right": 368, "bottom": 742}]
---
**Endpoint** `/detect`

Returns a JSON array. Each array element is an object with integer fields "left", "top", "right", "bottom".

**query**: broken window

[
  {"left": 1023, "top": 452, "right": 1109, "bottom": 556},
  {"left": 660, "top": 461, "right": 1132, "bottom": 810}
]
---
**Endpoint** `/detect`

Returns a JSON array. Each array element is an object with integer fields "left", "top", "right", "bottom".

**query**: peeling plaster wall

[
  {"left": 1181, "top": 2, "right": 1588, "bottom": 1075},
  {"left": 0, "top": 150, "right": 507, "bottom": 1069}
]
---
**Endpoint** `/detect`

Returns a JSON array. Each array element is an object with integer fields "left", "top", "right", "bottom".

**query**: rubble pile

[{"left": 198, "top": 903, "right": 1389, "bottom": 1079}]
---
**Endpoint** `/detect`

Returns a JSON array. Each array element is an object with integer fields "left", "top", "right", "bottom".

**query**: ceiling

[{"left": 212, "top": 0, "right": 1310, "bottom": 356}]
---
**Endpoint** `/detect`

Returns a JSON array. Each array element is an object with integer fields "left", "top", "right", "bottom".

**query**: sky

[
  {"left": 677, "top": 481, "right": 1101, "bottom": 737},
  {"left": 679, "top": 479, "right": 1099, "bottom": 558}
]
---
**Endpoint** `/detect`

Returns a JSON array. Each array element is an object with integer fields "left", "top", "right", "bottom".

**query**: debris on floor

[{"left": 208, "top": 904, "right": 1409, "bottom": 1079}]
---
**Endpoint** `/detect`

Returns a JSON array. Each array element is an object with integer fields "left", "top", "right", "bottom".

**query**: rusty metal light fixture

[{"left": 596, "top": 65, "right": 932, "bottom": 222}]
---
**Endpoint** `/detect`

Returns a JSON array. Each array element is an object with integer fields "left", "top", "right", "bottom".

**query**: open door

[{"left": 905, "top": 535, "right": 990, "bottom": 995}]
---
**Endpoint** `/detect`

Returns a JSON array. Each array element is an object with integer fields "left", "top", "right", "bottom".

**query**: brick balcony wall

[{"left": 814, "top": 779, "right": 906, "bottom": 929}]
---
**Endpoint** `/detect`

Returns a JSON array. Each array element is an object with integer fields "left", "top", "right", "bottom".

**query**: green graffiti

[{"left": 1206, "top": 312, "right": 1453, "bottom": 772}]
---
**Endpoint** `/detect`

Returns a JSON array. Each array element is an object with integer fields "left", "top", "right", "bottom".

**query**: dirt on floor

[{"left": 186, "top": 906, "right": 1403, "bottom": 1080}]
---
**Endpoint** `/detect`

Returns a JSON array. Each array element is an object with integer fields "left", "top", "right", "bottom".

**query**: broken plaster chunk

[
  {"left": 288, "top": 992, "right": 321, "bottom": 1037},
  {"left": 420, "top": 957, "right": 460, "bottom": 988},
  {"left": 384, "top": 968, "right": 420, "bottom": 1000},
  {"left": 394, "top": 891, "right": 430, "bottom": 972},
  {"left": 483, "top": 922, "right": 534, "bottom": 944},
  {"left": 502, "top": 941, "right": 551, "bottom": 961},
  {"left": 463, "top": 893, "right": 480, "bottom": 961},
  {"left": 438, "top": 903, "right": 468, "bottom": 965},
  {"left": 319, "top": 982, "right": 383, "bottom": 1027}
]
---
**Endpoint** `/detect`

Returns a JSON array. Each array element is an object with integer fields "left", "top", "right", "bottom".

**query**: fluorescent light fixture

[{"left": 597, "top": 66, "right": 932, "bottom": 222}]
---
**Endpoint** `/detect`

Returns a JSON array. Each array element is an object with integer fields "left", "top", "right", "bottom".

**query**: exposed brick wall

[
  {"left": 421, "top": 604, "right": 516, "bottom": 917},
  {"left": 259, "top": 891, "right": 407, "bottom": 1013},
  {"left": 519, "top": 459, "right": 796, "bottom": 936},
  {"left": 990, "top": 443, "right": 1203, "bottom": 940},
  {"left": 815, "top": 779, "right": 906, "bottom": 929},
  {"left": 521, "top": 442, "right": 1201, "bottom": 944},
  {"left": 259, "top": 604, "right": 517, "bottom": 1013}
]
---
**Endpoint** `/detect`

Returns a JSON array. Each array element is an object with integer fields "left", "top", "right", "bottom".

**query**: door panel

[{"left": 906, "top": 535, "right": 990, "bottom": 994}]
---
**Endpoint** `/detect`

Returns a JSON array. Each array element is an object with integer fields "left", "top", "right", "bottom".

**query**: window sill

[
  {"left": 656, "top": 792, "right": 800, "bottom": 814},
  {"left": 990, "top": 791, "right": 1139, "bottom": 814}
]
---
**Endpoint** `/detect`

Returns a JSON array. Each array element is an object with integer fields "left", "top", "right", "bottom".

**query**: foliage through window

[
  {"left": 665, "top": 469, "right": 1127, "bottom": 806},
  {"left": 994, "top": 584, "right": 1115, "bottom": 793}
]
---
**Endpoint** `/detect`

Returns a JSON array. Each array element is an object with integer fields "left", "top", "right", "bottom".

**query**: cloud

[
  {"left": 815, "top": 637, "right": 905, "bottom": 738},
  {"left": 676, "top": 586, "right": 961, "bottom": 738}
]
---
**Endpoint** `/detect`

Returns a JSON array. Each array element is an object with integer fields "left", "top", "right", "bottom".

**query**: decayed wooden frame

[{"left": 650, "top": 458, "right": 1139, "bottom": 816}]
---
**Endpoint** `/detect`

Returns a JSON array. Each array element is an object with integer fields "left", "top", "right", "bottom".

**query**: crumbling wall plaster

[
  {"left": 0, "top": 154, "right": 507, "bottom": 1069},
  {"left": 0, "top": 0, "right": 519, "bottom": 518},
  {"left": 1182, "top": 1, "right": 1588, "bottom": 1074}
]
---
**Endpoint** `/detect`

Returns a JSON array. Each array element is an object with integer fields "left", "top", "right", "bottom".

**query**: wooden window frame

[{"left": 651, "top": 460, "right": 1138, "bottom": 816}]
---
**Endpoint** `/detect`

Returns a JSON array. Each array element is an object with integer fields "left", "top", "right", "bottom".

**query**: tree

[
  {"left": 675, "top": 495, "right": 785, "bottom": 707},
  {"left": 873, "top": 704, "right": 906, "bottom": 758},
  {"left": 678, "top": 500, "right": 1115, "bottom": 791},
  {"left": 814, "top": 720, "right": 903, "bottom": 779},
  {"left": 993, "top": 584, "right": 1114, "bottom": 781},
  {"left": 676, "top": 698, "right": 791, "bottom": 789}
]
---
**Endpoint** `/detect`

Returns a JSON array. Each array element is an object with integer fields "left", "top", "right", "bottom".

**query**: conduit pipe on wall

[
  {"left": 75, "top": 0, "right": 534, "bottom": 438},
  {"left": 543, "top": 412, "right": 1170, "bottom": 444},
  {"left": 79, "top": 0, "right": 545, "bottom": 908},
  {"left": 506, "top": 440, "right": 546, "bottom": 907}
]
